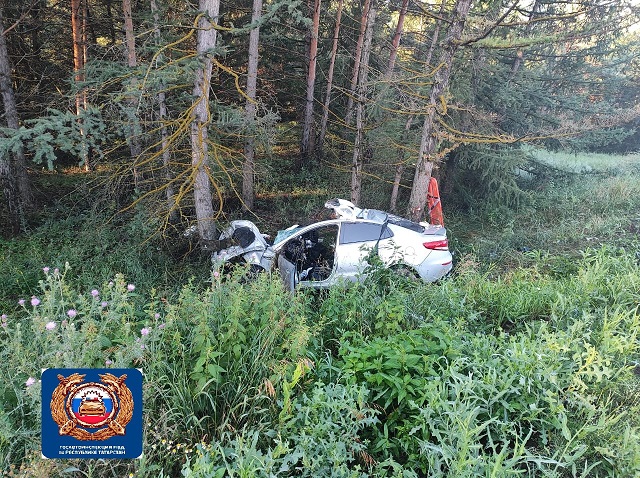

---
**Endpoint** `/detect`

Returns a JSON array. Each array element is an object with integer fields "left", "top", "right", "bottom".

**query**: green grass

[
  {"left": 2, "top": 149, "right": 640, "bottom": 476},
  {"left": 446, "top": 149, "right": 640, "bottom": 269},
  {"left": 526, "top": 147, "right": 640, "bottom": 174}
]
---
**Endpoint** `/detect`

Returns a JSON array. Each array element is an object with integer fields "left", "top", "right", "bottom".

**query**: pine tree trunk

[
  {"left": 344, "top": 0, "right": 371, "bottom": 128},
  {"left": 105, "top": 0, "right": 117, "bottom": 44},
  {"left": 389, "top": 1, "right": 443, "bottom": 213},
  {"left": 122, "top": 0, "right": 143, "bottom": 187},
  {"left": 72, "top": 0, "right": 89, "bottom": 171},
  {"left": 0, "top": 157, "right": 20, "bottom": 236},
  {"left": 316, "top": 0, "right": 342, "bottom": 161},
  {"left": 407, "top": 0, "right": 472, "bottom": 222},
  {"left": 150, "top": 0, "right": 176, "bottom": 221},
  {"left": 191, "top": 0, "right": 220, "bottom": 244},
  {"left": 299, "top": 0, "right": 321, "bottom": 167},
  {"left": 384, "top": 0, "right": 408, "bottom": 80},
  {"left": 389, "top": 115, "right": 413, "bottom": 212},
  {"left": 511, "top": 0, "right": 541, "bottom": 78},
  {"left": 350, "top": 5, "right": 376, "bottom": 206},
  {"left": 242, "top": 0, "right": 263, "bottom": 210},
  {"left": 0, "top": 6, "right": 24, "bottom": 234},
  {"left": 384, "top": 0, "right": 409, "bottom": 212}
]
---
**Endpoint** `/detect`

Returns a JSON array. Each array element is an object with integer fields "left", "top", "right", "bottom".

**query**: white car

[{"left": 211, "top": 199, "right": 453, "bottom": 290}]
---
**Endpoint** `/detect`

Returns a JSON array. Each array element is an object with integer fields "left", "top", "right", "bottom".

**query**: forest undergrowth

[{"left": 1, "top": 150, "right": 640, "bottom": 477}]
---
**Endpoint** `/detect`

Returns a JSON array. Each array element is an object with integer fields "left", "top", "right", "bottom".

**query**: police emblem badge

[{"left": 42, "top": 368, "right": 143, "bottom": 459}]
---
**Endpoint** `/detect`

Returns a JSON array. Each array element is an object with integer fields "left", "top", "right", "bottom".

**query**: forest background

[{"left": 1, "top": 0, "right": 640, "bottom": 476}]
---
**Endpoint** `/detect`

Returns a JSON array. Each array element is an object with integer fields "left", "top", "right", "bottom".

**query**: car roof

[{"left": 273, "top": 216, "right": 428, "bottom": 250}]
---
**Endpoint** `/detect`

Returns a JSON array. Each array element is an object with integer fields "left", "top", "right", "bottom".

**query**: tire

[{"left": 391, "top": 264, "right": 420, "bottom": 281}]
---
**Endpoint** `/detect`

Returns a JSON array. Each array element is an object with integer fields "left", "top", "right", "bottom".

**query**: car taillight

[{"left": 423, "top": 239, "right": 448, "bottom": 251}]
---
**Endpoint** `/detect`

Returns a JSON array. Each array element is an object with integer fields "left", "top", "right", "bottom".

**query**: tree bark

[
  {"left": 150, "top": 0, "right": 176, "bottom": 221},
  {"left": 0, "top": 6, "right": 24, "bottom": 234},
  {"left": 191, "top": 0, "right": 220, "bottom": 243},
  {"left": 384, "top": 0, "right": 409, "bottom": 212},
  {"left": 344, "top": 0, "right": 371, "bottom": 128},
  {"left": 407, "top": 0, "right": 472, "bottom": 222},
  {"left": 242, "top": 0, "right": 263, "bottom": 210},
  {"left": 105, "top": 0, "right": 117, "bottom": 44},
  {"left": 299, "top": 0, "right": 321, "bottom": 167},
  {"left": 389, "top": 115, "right": 413, "bottom": 212},
  {"left": 383, "top": 0, "right": 409, "bottom": 81},
  {"left": 350, "top": 5, "right": 376, "bottom": 206},
  {"left": 122, "top": 0, "right": 143, "bottom": 186},
  {"left": 316, "top": 0, "right": 342, "bottom": 160},
  {"left": 72, "top": 0, "right": 89, "bottom": 171},
  {"left": 510, "top": 0, "right": 541, "bottom": 78},
  {"left": 389, "top": 1, "right": 443, "bottom": 213}
]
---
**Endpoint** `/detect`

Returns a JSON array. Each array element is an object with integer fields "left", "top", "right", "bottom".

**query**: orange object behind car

[{"left": 427, "top": 177, "right": 444, "bottom": 226}]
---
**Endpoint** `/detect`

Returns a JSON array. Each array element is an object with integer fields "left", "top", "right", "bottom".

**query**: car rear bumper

[{"left": 416, "top": 252, "right": 453, "bottom": 282}]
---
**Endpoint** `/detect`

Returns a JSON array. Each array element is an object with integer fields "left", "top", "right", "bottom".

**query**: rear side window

[{"left": 339, "top": 222, "right": 393, "bottom": 244}]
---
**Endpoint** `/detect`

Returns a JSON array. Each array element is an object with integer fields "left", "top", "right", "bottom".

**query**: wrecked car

[{"left": 211, "top": 199, "right": 453, "bottom": 290}]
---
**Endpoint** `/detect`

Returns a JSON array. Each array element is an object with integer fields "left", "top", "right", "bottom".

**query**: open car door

[{"left": 276, "top": 224, "right": 339, "bottom": 291}]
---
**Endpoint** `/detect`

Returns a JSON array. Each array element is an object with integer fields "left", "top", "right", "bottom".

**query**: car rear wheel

[{"left": 391, "top": 264, "right": 420, "bottom": 281}]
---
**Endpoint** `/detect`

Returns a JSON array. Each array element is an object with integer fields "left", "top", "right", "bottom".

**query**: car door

[
  {"left": 334, "top": 222, "right": 394, "bottom": 282},
  {"left": 276, "top": 223, "right": 339, "bottom": 290}
]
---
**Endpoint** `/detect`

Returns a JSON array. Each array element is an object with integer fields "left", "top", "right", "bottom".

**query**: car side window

[{"left": 339, "top": 222, "right": 393, "bottom": 244}]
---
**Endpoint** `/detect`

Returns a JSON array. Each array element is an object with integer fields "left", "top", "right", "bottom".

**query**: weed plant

[
  {"left": 446, "top": 160, "right": 640, "bottom": 268},
  {"left": 0, "top": 205, "right": 209, "bottom": 314},
  {"left": 3, "top": 150, "right": 640, "bottom": 476},
  {"left": 3, "top": 245, "right": 640, "bottom": 476}
]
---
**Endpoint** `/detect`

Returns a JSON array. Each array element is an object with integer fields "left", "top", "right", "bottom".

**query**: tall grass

[
  {"left": 447, "top": 149, "right": 640, "bottom": 266},
  {"left": 2, "top": 149, "right": 640, "bottom": 476},
  {"left": 526, "top": 148, "right": 640, "bottom": 174},
  {"left": 3, "top": 245, "right": 640, "bottom": 477}
]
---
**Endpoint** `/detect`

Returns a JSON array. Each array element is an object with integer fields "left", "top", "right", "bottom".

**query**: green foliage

[
  {"left": 4, "top": 151, "right": 640, "bottom": 477},
  {"left": 0, "top": 267, "right": 313, "bottom": 476},
  {"left": 181, "top": 382, "right": 378, "bottom": 478},
  {"left": 0, "top": 205, "right": 190, "bottom": 314},
  {"left": 273, "top": 381, "right": 378, "bottom": 477},
  {"left": 140, "top": 271, "right": 312, "bottom": 475},
  {"left": 0, "top": 108, "right": 108, "bottom": 170},
  {"left": 334, "top": 252, "right": 640, "bottom": 475},
  {"left": 446, "top": 149, "right": 640, "bottom": 266},
  {"left": 0, "top": 269, "right": 148, "bottom": 472},
  {"left": 447, "top": 144, "right": 530, "bottom": 211},
  {"left": 314, "top": 255, "right": 425, "bottom": 343},
  {"left": 338, "top": 324, "right": 460, "bottom": 461}
]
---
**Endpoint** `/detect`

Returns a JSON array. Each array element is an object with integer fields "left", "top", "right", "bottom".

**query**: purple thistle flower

[
  {"left": 67, "top": 309, "right": 77, "bottom": 319},
  {"left": 141, "top": 327, "right": 150, "bottom": 336},
  {"left": 127, "top": 284, "right": 136, "bottom": 292},
  {"left": 45, "top": 321, "right": 56, "bottom": 331},
  {"left": 105, "top": 359, "right": 113, "bottom": 366},
  {"left": 31, "top": 297, "right": 40, "bottom": 307},
  {"left": 54, "top": 268, "right": 60, "bottom": 275},
  {"left": 25, "top": 377, "right": 36, "bottom": 387},
  {"left": 1, "top": 314, "right": 6, "bottom": 320},
  {"left": 18, "top": 299, "right": 25, "bottom": 306},
  {"left": 91, "top": 289, "right": 100, "bottom": 297},
  {"left": 158, "top": 323, "right": 166, "bottom": 329},
  {"left": 154, "top": 313, "right": 160, "bottom": 319},
  {"left": 100, "top": 301, "right": 108, "bottom": 308},
  {"left": 43, "top": 267, "right": 50, "bottom": 274}
]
